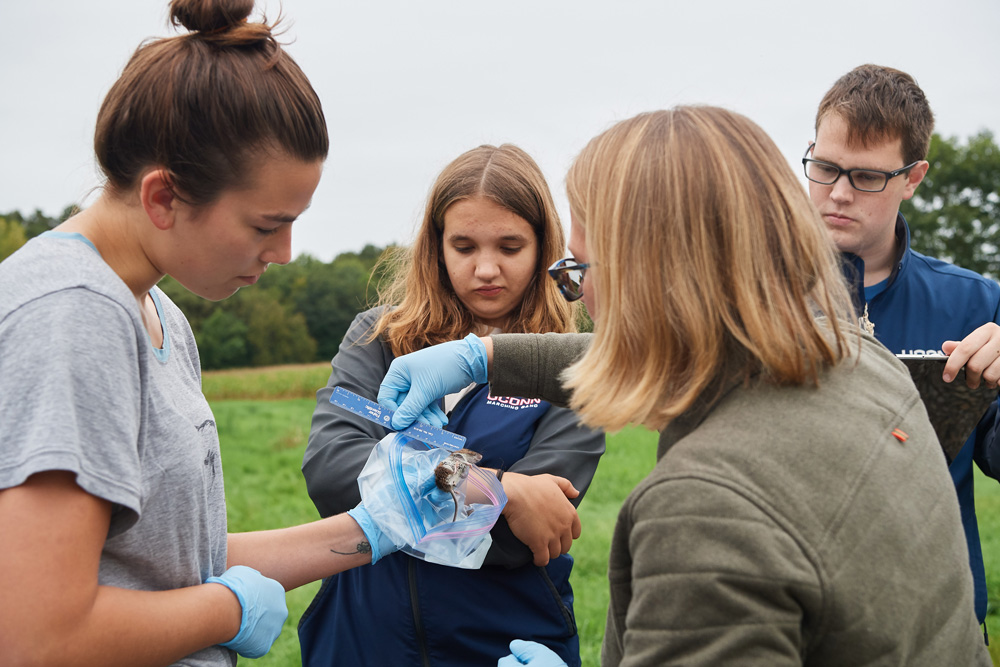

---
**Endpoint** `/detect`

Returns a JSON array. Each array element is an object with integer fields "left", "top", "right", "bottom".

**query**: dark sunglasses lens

[{"left": 554, "top": 267, "right": 584, "bottom": 301}]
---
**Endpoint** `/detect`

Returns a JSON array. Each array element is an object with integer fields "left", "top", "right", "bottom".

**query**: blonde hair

[
  {"left": 563, "top": 106, "right": 857, "bottom": 431},
  {"left": 373, "top": 144, "right": 576, "bottom": 356}
]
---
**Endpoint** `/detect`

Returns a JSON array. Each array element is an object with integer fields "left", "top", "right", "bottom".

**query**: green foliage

[
  {"left": 0, "top": 215, "right": 28, "bottom": 262},
  {"left": 278, "top": 250, "right": 382, "bottom": 362},
  {"left": 155, "top": 244, "right": 390, "bottom": 369},
  {"left": 241, "top": 289, "right": 317, "bottom": 366},
  {"left": 902, "top": 131, "right": 1000, "bottom": 279},
  {"left": 197, "top": 310, "right": 250, "bottom": 370},
  {"left": 0, "top": 205, "right": 79, "bottom": 262}
]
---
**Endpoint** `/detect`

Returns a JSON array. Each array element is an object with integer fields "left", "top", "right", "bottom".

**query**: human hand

[
  {"left": 206, "top": 565, "right": 287, "bottom": 659},
  {"left": 501, "top": 472, "right": 581, "bottom": 566},
  {"left": 941, "top": 322, "right": 1000, "bottom": 389},
  {"left": 497, "top": 639, "right": 567, "bottom": 666},
  {"left": 378, "top": 334, "right": 489, "bottom": 430}
]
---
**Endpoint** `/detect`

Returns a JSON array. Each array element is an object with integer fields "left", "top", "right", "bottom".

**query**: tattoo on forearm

[{"left": 330, "top": 541, "right": 372, "bottom": 556}]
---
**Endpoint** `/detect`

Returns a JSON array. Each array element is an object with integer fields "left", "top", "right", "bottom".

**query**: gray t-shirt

[{"left": 0, "top": 232, "right": 233, "bottom": 666}]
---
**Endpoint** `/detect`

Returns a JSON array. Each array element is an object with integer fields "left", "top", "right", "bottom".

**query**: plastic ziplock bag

[{"left": 357, "top": 432, "right": 507, "bottom": 569}]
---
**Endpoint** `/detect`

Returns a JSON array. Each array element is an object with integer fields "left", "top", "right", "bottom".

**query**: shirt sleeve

[
  {"left": 0, "top": 289, "right": 144, "bottom": 532},
  {"left": 972, "top": 295, "right": 1000, "bottom": 479},
  {"left": 490, "top": 332, "right": 593, "bottom": 406}
]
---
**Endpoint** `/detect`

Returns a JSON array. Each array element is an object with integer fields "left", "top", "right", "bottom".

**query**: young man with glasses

[{"left": 805, "top": 64, "right": 1000, "bottom": 635}]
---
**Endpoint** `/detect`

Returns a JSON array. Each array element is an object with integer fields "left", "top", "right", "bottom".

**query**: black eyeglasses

[
  {"left": 802, "top": 144, "right": 919, "bottom": 193},
  {"left": 547, "top": 257, "right": 590, "bottom": 302}
]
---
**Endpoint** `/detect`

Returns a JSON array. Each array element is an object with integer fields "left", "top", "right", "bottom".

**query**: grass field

[{"left": 210, "top": 364, "right": 1000, "bottom": 666}]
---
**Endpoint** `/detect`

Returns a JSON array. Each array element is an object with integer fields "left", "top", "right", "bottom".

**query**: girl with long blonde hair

[{"left": 302, "top": 144, "right": 605, "bottom": 667}]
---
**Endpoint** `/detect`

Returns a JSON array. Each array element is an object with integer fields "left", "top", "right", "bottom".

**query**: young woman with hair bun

[{"left": 0, "top": 1, "right": 450, "bottom": 664}]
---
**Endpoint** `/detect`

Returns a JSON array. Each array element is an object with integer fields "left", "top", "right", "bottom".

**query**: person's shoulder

[
  {"left": 907, "top": 249, "right": 1000, "bottom": 294},
  {"left": 0, "top": 235, "right": 134, "bottom": 319},
  {"left": 357, "top": 304, "right": 390, "bottom": 325},
  {"left": 347, "top": 305, "right": 390, "bottom": 339}
]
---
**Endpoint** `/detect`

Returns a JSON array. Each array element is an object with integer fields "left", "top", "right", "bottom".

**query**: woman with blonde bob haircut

[
  {"left": 561, "top": 107, "right": 855, "bottom": 430},
  {"left": 302, "top": 144, "right": 604, "bottom": 666},
  {"left": 378, "top": 107, "right": 989, "bottom": 665}
]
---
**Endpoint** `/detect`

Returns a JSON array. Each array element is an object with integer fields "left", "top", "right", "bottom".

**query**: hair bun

[{"left": 169, "top": 0, "right": 255, "bottom": 34}]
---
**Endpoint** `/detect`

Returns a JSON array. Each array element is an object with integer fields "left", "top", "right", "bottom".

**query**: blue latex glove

[
  {"left": 497, "top": 640, "right": 567, "bottom": 666},
  {"left": 349, "top": 471, "right": 456, "bottom": 565},
  {"left": 206, "top": 565, "right": 287, "bottom": 659},
  {"left": 378, "top": 333, "right": 489, "bottom": 430}
]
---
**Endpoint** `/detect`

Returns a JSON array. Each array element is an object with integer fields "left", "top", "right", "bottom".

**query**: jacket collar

[
  {"left": 839, "top": 212, "right": 913, "bottom": 316},
  {"left": 656, "top": 358, "right": 755, "bottom": 459}
]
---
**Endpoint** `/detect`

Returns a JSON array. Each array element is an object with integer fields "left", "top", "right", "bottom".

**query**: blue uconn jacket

[
  {"left": 300, "top": 308, "right": 605, "bottom": 667},
  {"left": 843, "top": 214, "right": 1000, "bottom": 623}
]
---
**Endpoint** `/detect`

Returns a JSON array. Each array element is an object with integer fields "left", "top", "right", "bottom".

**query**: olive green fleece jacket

[{"left": 490, "top": 331, "right": 989, "bottom": 666}]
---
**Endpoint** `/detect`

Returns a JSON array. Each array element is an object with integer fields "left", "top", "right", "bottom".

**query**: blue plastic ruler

[{"left": 329, "top": 386, "right": 466, "bottom": 451}]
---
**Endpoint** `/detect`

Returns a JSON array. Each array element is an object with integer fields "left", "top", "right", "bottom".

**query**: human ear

[
  {"left": 139, "top": 169, "right": 177, "bottom": 230},
  {"left": 901, "top": 160, "right": 930, "bottom": 201}
]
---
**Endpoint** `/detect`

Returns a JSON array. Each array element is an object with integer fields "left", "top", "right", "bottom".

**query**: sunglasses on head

[{"left": 547, "top": 257, "right": 590, "bottom": 302}]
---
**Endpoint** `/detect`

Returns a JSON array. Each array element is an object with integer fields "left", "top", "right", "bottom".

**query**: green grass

[
  {"left": 976, "top": 464, "right": 1000, "bottom": 664},
  {"left": 203, "top": 362, "right": 331, "bottom": 401},
  {"left": 215, "top": 399, "right": 322, "bottom": 667},
  {"left": 210, "top": 365, "right": 1000, "bottom": 666}
]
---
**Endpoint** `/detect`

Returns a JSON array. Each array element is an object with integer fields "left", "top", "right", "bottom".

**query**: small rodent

[{"left": 434, "top": 448, "right": 483, "bottom": 521}]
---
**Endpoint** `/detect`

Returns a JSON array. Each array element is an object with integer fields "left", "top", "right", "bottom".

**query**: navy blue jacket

[
  {"left": 842, "top": 214, "right": 1000, "bottom": 623},
  {"left": 300, "top": 308, "right": 605, "bottom": 666}
]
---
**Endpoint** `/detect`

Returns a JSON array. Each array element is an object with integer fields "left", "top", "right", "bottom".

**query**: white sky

[{"left": 2, "top": 0, "right": 998, "bottom": 262}]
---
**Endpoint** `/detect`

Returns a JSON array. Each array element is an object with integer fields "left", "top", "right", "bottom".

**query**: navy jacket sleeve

[
  {"left": 972, "top": 298, "right": 1000, "bottom": 481},
  {"left": 483, "top": 401, "right": 605, "bottom": 568}
]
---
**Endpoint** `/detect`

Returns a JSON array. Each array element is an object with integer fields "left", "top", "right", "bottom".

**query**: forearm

[
  {"left": 1, "top": 471, "right": 242, "bottom": 666},
  {"left": 489, "top": 332, "right": 592, "bottom": 406},
  {"left": 227, "top": 513, "right": 372, "bottom": 590},
  {"left": 5, "top": 583, "right": 240, "bottom": 667}
]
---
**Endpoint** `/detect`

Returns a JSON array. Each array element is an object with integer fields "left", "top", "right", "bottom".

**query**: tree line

[{"left": 2, "top": 131, "right": 997, "bottom": 369}]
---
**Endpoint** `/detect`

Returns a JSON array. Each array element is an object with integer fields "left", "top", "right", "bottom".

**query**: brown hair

[
  {"left": 372, "top": 144, "right": 576, "bottom": 356},
  {"left": 562, "top": 107, "right": 857, "bottom": 431},
  {"left": 815, "top": 64, "right": 934, "bottom": 165},
  {"left": 95, "top": 0, "right": 328, "bottom": 205}
]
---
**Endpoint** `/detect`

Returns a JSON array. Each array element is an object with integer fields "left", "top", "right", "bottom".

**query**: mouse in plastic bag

[{"left": 434, "top": 448, "right": 483, "bottom": 520}]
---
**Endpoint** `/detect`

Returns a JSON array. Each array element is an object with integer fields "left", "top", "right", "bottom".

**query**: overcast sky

[{"left": 3, "top": 1, "right": 998, "bottom": 263}]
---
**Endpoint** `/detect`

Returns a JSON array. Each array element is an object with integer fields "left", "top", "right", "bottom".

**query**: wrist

[
  {"left": 498, "top": 470, "right": 524, "bottom": 517},
  {"left": 461, "top": 333, "right": 490, "bottom": 384},
  {"left": 204, "top": 578, "right": 245, "bottom": 646}
]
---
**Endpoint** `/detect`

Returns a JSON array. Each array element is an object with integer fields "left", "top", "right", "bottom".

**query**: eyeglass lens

[
  {"left": 803, "top": 160, "right": 891, "bottom": 193},
  {"left": 554, "top": 267, "right": 586, "bottom": 300}
]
